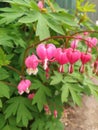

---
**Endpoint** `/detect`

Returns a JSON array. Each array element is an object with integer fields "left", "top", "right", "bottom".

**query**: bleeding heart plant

[{"left": 0, "top": 0, "right": 98, "bottom": 130}]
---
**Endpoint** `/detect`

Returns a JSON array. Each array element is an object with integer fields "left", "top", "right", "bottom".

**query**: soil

[
  {"left": 61, "top": 77, "right": 98, "bottom": 130},
  {"left": 62, "top": 95, "right": 98, "bottom": 130}
]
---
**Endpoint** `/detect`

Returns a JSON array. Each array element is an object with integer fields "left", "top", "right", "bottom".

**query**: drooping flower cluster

[
  {"left": 25, "top": 36, "right": 97, "bottom": 76},
  {"left": 17, "top": 35, "right": 98, "bottom": 96}
]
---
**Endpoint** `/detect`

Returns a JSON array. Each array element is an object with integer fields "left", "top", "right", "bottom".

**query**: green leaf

[
  {"left": 0, "top": 114, "right": 6, "bottom": 129},
  {"left": 50, "top": 71, "right": 63, "bottom": 85},
  {"left": 5, "top": 97, "right": 33, "bottom": 127},
  {"left": 32, "top": 83, "right": 51, "bottom": 111},
  {"left": 30, "top": 0, "right": 39, "bottom": 10},
  {"left": 62, "top": 76, "right": 78, "bottom": 84},
  {"left": 45, "top": 14, "right": 65, "bottom": 35},
  {"left": 0, "top": 28, "right": 26, "bottom": 48},
  {"left": 30, "top": 80, "right": 43, "bottom": 90},
  {"left": 48, "top": 95, "right": 63, "bottom": 117},
  {"left": 8, "top": 117, "right": 17, "bottom": 126},
  {"left": 0, "top": 48, "right": 10, "bottom": 67},
  {"left": 0, "top": 6, "right": 24, "bottom": 24},
  {"left": 0, "top": 82, "right": 10, "bottom": 98},
  {"left": 61, "top": 83, "right": 82, "bottom": 105},
  {"left": 0, "top": 68, "right": 9, "bottom": 80},
  {"left": 2, "top": 124, "right": 21, "bottom": 130},
  {"left": 3, "top": 0, "right": 31, "bottom": 8},
  {"left": 61, "top": 84, "right": 69, "bottom": 103},
  {"left": 49, "top": 12, "right": 78, "bottom": 27},
  {"left": 83, "top": 76, "right": 98, "bottom": 99},
  {"left": 70, "top": 89, "right": 81, "bottom": 106},
  {"left": 0, "top": 99, "right": 2, "bottom": 108},
  {"left": 31, "top": 119, "right": 45, "bottom": 130},
  {"left": 36, "top": 13, "right": 50, "bottom": 40},
  {"left": 45, "top": 120, "right": 64, "bottom": 130},
  {"left": 71, "top": 72, "right": 84, "bottom": 82},
  {"left": 19, "top": 11, "right": 38, "bottom": 23}
]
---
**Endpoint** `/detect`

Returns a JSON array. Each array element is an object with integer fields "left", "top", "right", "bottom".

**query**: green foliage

[
  {"left": 31, "top": 118, "right": 45, "bottom": 130},
  {"left": 5, "top": 97, "right": 33, "bottom": 127},
  {"left": 2, "top": 125, "right": 21, "bottom": 130},
  {"left": 50, "top": 71, "right": 63, "bottom": 85},
  {"left": 0, "top": 28, "right": 26, "bottom": 48},
  {"left": 31, "top": 80, "right": 51, "bottom": 111},
  {"left": 45, "top": 120, "right": 64, "bottom": 130},
  {"left": 0, "top": 114, "right": 6, "bottom": 129},
  {"left": 0, "top": 0, "right": 98, "bottom": 129},
  {"left": 0, "top": 82, "right": 10, "bottom": 98},
  {"left": 0, "top": 48, "right": 10, "bottom": 67},
  {"left": 0, "top": 68, "right": 9, "bottom": 80}
]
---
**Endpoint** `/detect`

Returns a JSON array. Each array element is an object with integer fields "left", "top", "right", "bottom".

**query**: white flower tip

[
  {"left": 26, "top": 68, "right": 38, "bottom": 75},
  {"left": 18, "top": 91, "right": 24, "bottom": 95},
  {"left": 43, "top": 59, "right": 48, "bottom": 70},
  {"left": 26, "top": 88, "right": 30, "bottom": 94}
]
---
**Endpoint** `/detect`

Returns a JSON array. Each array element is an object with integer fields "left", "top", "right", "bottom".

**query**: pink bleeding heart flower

[
  {"left": 44, "top": 105, "right": 50, "bottom": 114},
  {"left": 81, "top": 52, "right": 92, "bottom": 64},
  {"left": 28, "top": 93, "right": 35, "bottom": 100},
  {"left": 38, "top": 1, "right": 44, "bottom": 10},
  {"left": 55, "top": 48, "right": 69, "bottom": 72},
  {"left": 66, "top": 48, "right": 81, "bottom": 73},
  {"left": 79, "top": 52, "right": 92, "bottom": 73},
  {"left": 54, "top": 110, "right": 58, "bottom": 118},
  {"left": 25, "top": 54, "right": 39, "bottom": 75},
  {"left": 36, "top": 43, "right": 56, "bottom": 70},
  {"left": 84, "top": 32, "right": 89, "bottom": 36},
  {"left": 75, "top": 35, "right": 82, "bottom": 40},
  {"left": 67, "top": 48, "right": 81, "bottom": 64},
  {"left": 17, "top": 79, "right": 31, "bottom": 95},
  {"left": 85, "top": 37, "right": 98, "bottom": 48},
  {"left": 70, "top": 40, "right": 78, "bottom": 49},
  {"left": 93, "top": 60, "right": 98, "bottom": 74}
]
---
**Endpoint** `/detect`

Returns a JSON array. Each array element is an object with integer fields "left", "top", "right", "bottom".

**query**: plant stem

[
  {"left": 0, "top": 81, "right": 16, "bottom": 87},
  {"left": 27, "top": 35, "right": 95, "bottom": 50},
  {"left": 71, "top": 30, "right": 98, "bottom": 36},
  {"left": 6, "top": 65, "right": 21, "bottom": 76},
  {"left": 47, "top": 0, "right": 55, "bottom": 12}
]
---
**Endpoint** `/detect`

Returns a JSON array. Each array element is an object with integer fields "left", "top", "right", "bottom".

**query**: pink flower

[
  {"left": 67, "top": 48, "right": 81, "bottom": 64},
  {"left": 55, "top": 48, "right": 69, "bottom": 72},
  {"left": 70, "top": 40, "right": 78, "bottom": 49},
  {"left": 17, "top": 79, "right": 31, "bottom": 95},
  {"left": 75, "top": 35, "right": 82, "bottom": 40},
  {"left": 66, "top": 48, "right": 81, "bottom": 73},
  {"left": 25, "top": 54, "right": 39, "bottom": 75},
  {"left": 85, "top": 37, "right": 98, "bottom": 48},
  {"left": 79, "top": 52, "right": 92, "bottom": 73},
  {"left": 81, "top": 52, "right": 92, "bottom": 64},
  {"left": 44, "top": 105, "right": 51, "bottom": 115},
  {"left": 84, "top": 32, "right": 89, "bottom": 35},
  {"left": 54, "top": 110, "right": 58, "bottom": 118},
  {"left": 36, "top": 43, "right": 56, "bottom": 70},
  {"left": 38, "top": 1, "right": 44, "bottom": 10},
  {"left": 93, "top": 60, "right": 98, "bottom": 74},
  {"left": 28, "top": 93, "right": 35, "bottom": 100}
]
